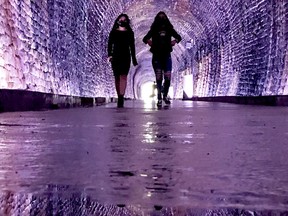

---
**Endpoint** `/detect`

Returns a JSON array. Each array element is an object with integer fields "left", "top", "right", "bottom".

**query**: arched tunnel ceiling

[
  {"left": 90, "top": 0, "right": 288, "bottom": 98},
  {"left": 2, "top": 0, "right": 286, "bottom": 98},
  {"left": 98, "top": 0, "right": 230, "bottom": 98},
  {"left": 121, "top": 0, "right": 229, "bottom": 47}
]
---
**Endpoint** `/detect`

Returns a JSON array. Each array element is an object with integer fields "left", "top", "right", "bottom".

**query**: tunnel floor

[{"left": 0, "top": 100, "right": 288, "bottom": 215}]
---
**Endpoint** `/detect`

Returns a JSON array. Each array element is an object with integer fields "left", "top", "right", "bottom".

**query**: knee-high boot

[
  {"left": 117, "top": 95, "right": 124, "bottom": 108},
  {"left": 163, "top": 79, "right": 171, "bottom": 99},
  {"left": 156, "top": 80, "right": 163, "bottom": 100}
]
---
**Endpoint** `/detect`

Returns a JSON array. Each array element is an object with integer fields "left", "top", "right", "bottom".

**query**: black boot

[
  {"left": 156, "top": 80, "right": 163, "bottom": 107},
  {"left": 117, "top": 95, "right": 124, "bottom": 108},
  {"left": 163, "top": 79, "right": 171, "bottom": 104}
]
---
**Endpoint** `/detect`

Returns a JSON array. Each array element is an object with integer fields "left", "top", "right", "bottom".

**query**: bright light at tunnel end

[
  {"left": 141, "top": 81, "right": 155, "bottom": 101},
  {"left": 141, "top": 81, "right": 174, "bottom": 102}
]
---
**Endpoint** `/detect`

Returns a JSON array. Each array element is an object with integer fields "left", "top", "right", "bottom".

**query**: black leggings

[{"left": 152, "top": 54, "right": 172, "bottom": 99}]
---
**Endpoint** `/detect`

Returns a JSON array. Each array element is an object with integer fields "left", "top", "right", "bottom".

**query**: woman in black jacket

[
  {"left": 108, "top": 14, "right": 138, "bottom": 108},
  {"left": 143, "top": 11, "right": 181, "bottom": 107}
]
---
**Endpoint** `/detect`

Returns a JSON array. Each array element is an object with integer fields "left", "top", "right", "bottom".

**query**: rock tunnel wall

[
  {"left": 1, "top": 0, "right": 82, "bottom": 95},
  {"left": 194, "top": 0, "right": 288, "bottom": 97},
  {"left": 0, "top": 0, "right": 118, "bottom": 97},
  {"left": 1, "top": 0, "right": 288, "bottom": 99}
]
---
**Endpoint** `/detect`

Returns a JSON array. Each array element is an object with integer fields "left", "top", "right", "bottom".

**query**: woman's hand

[
  {"left": 132, "top": 58, "right": 138, "bottom": 66},
  {"left": 147, "top": 40, "right": 152, "bottom": 46},
  {"left": 171, "top": 40, "right": 177, "bottom": 46},
  {"left": 107, "top": 56, "right": 112, "bottom": 63}
]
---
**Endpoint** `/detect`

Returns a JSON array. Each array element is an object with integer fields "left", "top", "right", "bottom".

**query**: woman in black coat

[
  {"left": 143, "top": 11, "right": 181, "bottom": 107},
  {"left": 108, "top": 14, "right": 138, "bottom": 108}
]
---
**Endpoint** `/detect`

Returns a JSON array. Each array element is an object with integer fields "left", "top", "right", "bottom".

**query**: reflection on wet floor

[{"left": 1, "top": 100, "right": 288, "bottom": 215}]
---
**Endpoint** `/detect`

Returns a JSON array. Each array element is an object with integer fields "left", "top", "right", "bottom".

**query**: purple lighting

[{"left": 0, "top": 0, "right": 287, "bottom": 98}]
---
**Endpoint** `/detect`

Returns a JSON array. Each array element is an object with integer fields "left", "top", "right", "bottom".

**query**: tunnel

[
  {"left": 1, "top": 1, "right": 288, "bottom": 214},
  {"left": 1, "top": 0, "right": 288, "bottom": 108}
]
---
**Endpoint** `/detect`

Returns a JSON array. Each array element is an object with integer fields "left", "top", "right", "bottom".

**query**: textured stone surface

[
  {"left": 1, "top": 191, "right": 287, "bottom": 215},
  {"left": 0, "top": 0, "right": 288, "bottom": 100}
]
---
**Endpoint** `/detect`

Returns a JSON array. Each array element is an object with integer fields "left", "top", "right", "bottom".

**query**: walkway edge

[
  {"left": 0, "top": 89, "right": 110, "bottom": 113},
  {"left": 185, "top": 95, "right": 288, "bottom": 106}
]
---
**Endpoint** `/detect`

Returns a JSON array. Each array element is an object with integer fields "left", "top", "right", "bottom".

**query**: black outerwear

[
  {"left": 108, "top": 30, "right": 137, "bottom": 76},
  {"left": 143, "top": 27, "right": 182, "bottom": 56}
]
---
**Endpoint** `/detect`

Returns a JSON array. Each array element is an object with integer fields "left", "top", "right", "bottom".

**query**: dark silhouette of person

[
  {"left": 108, "top": 14, "right": 138, "bottom": 108},
  {"left": 143, "top": 11, "right": 182, "bottom": 107}
]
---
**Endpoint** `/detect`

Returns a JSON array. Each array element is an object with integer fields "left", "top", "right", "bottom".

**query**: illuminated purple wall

[{"left": 0, "top": 0, "right": 287, "bottom": 98}]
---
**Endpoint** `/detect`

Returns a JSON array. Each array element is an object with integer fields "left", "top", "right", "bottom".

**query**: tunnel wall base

[
  {"left": 0, "top": 90, "right": 109, "bottom": 113},
  {"left": 187, "top": 96, "right": 288, "bottom": 106}
]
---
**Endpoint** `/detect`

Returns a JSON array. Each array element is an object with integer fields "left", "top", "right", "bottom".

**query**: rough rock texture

[{"left": 0, "top": 0, "right": 287, "bottom": 99}]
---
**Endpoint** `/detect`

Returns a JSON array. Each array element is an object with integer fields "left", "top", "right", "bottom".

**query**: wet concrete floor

[{"left": 0, "top": 100, "right": 288, "bottom": 215}]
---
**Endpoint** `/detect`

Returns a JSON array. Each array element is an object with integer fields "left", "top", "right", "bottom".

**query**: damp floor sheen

[{"left": 0, "top": 100, "right": 288, "bottom": 215}]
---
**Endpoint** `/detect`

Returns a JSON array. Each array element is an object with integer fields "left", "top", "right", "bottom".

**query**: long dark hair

[
  {"left": 111, "top": 13, "right": 132, "bottom": 32},
  {"left": 150, "top": 11, "right": 174, "bottom": 32}
]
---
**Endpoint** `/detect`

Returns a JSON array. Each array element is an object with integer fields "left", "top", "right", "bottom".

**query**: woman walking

[
  {"left": 143, "top": 11, "right": 181, "bottom": 107},
  {"left": 108, "top": 14, "right": 138, "bottom": 108}
]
